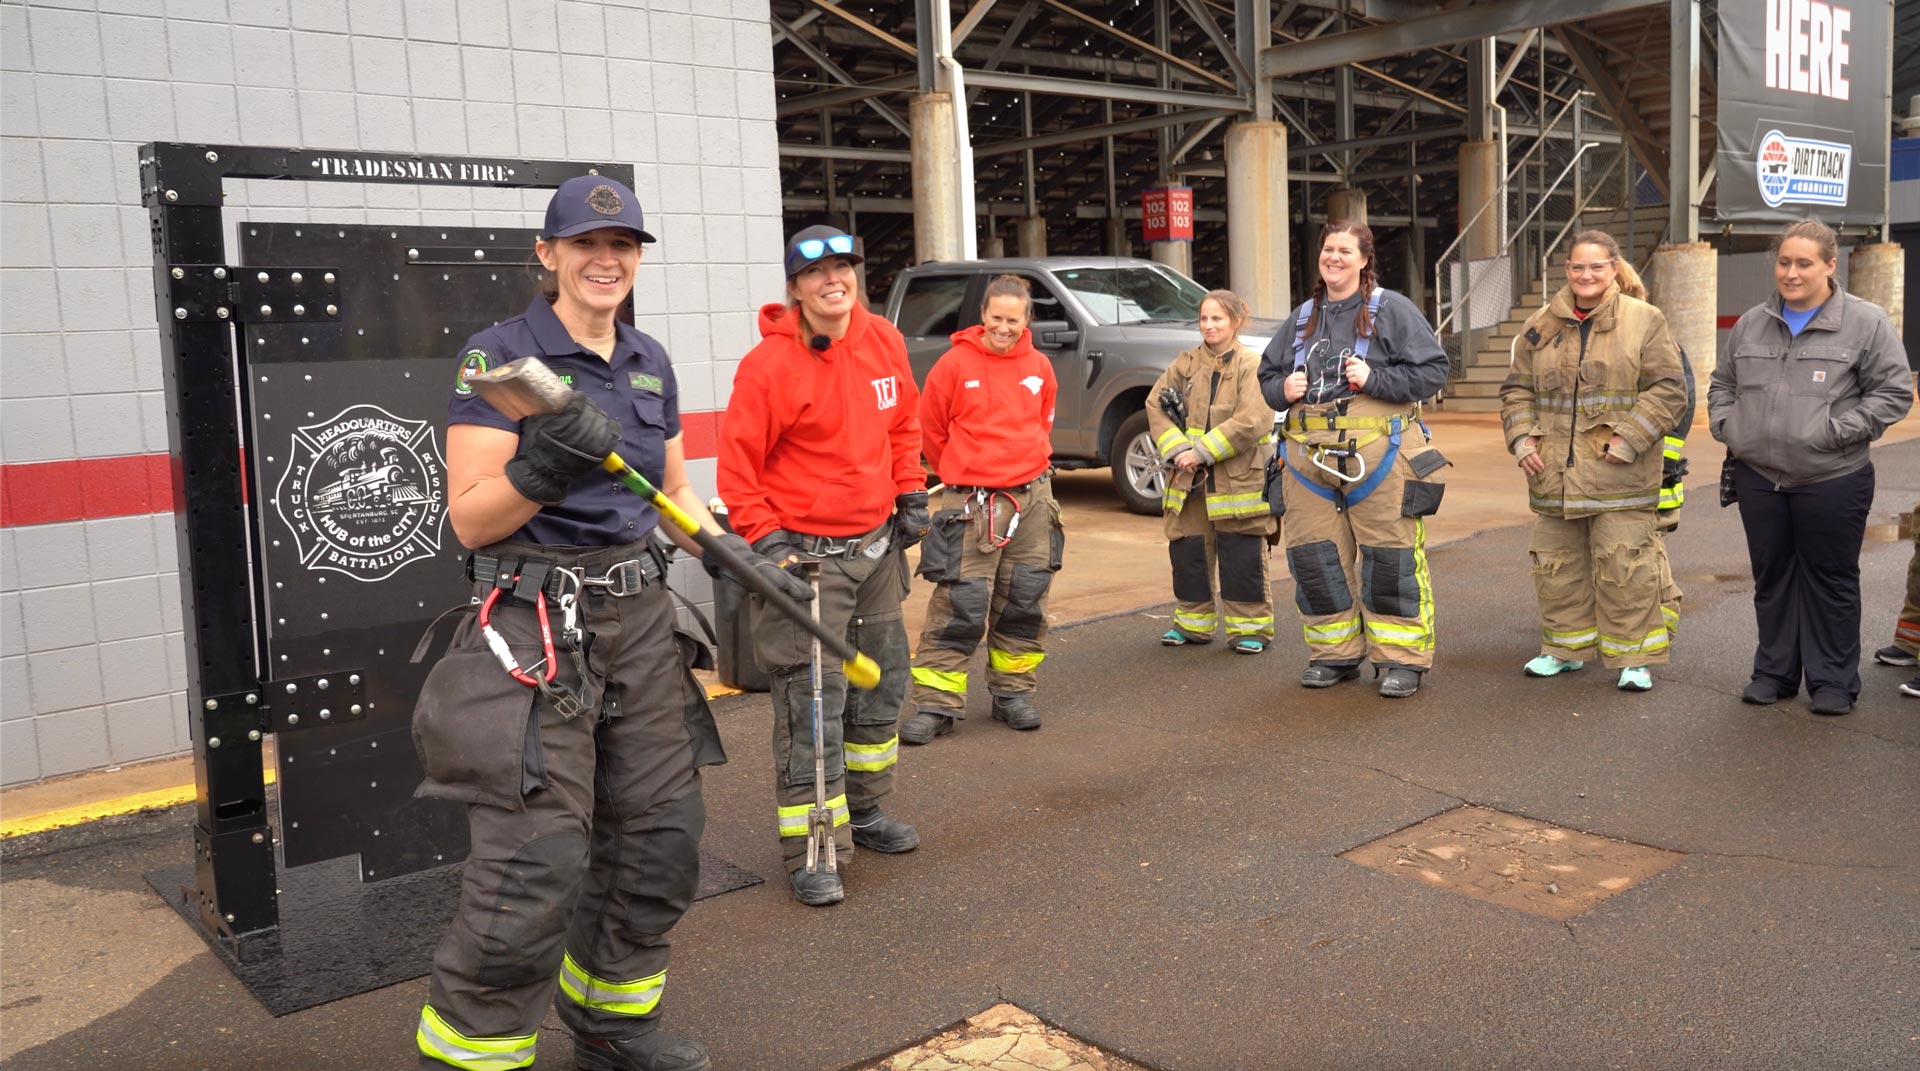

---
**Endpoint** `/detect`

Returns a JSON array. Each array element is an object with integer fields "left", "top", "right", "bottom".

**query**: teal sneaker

[
  {"left": 1523, "top": 654, "right": 1585, "bottom": 678},
  {"left": 1617, "top": 666, "right": 1652, "bottom": 692}
]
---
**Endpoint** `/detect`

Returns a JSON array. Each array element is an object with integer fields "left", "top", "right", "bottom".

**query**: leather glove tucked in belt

[
  {"left": 504, "top": 394, "right": 622, "bottom": 506},
  {"left": 892, "top": 490, "right": 931, "bottom": 551},
  {"left": 707, "top": 531, "right": 813, "bottom": 603}
]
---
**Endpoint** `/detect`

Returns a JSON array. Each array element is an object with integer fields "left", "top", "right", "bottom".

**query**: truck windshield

[{"left": 1052, "top": 266, "right": 1209, "bottom": 326}]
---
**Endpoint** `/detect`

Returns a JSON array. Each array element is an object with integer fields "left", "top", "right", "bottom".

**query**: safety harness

[{"left": 1277, "top": 288, "right": 1420, "bottom": 512}]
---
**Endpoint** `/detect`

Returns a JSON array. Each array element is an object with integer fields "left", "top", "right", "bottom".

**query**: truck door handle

[{"left": 1084, "top": 350, "right": 1105, "bottom": 390}]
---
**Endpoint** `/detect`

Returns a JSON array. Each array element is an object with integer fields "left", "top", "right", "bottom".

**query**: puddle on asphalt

[
  {"left": 1342, "top": 806, "right": 1685, "bottom": 920},
  {"left": 854, "top": 1003, "right": 1153, "bottom": 1071}
]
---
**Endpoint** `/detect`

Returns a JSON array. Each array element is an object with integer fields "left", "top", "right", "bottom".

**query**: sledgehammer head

[{"left": 466, "top": 356, "right": 575, "bottom": 421}]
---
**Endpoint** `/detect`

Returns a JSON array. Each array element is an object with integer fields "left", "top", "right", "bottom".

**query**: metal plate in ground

[
  {"left": 1341, "top": 806, "right": 1685, "bottom": 920},
  {"left": 853, "top": 1004, "right": 1154, "bottom": 1071},
  {"left": 146, "top": 851, "right": 761, "bottom": 1016}
]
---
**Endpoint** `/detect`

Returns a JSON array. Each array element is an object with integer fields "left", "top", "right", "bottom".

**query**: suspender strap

[{"left": 1291, "top": 287, "right": 1386, "bottom": 368}]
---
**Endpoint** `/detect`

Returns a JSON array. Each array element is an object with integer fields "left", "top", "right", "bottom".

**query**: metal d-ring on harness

[
  {"left": 477, "top": 574, "right": 583, "bottom": 716},
  {"left": 1280, "top": 286, "right": 1411, "bottom": 513}
]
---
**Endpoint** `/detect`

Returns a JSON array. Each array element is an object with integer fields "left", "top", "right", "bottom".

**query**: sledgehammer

[{"left": 468, "top": 356, "right": 884, "bottom": 690}]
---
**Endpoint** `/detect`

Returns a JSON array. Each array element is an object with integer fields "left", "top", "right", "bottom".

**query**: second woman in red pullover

[
  {"left": 901, "top": 275, "right": 1063, "bottom": 745},
  {"left": 718, "top": 225, "right": 929, "bottom": 907}
]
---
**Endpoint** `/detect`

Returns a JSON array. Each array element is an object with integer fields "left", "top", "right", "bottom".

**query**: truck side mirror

[{"left": 1032, "top": 320, "right": 1079, "bottom": 348}]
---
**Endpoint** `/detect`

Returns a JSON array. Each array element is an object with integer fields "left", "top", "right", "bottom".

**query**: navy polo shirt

[{"left": 449, "top": 299, "right": 681, "bottom": 547}]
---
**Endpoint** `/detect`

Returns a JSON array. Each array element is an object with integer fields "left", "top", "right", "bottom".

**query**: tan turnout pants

[
  {"left": 910, "top": 483, "right": 1063, "bottom": 714},
  {"left": 1280, "top": 401, "right": 1442, "bottom": 670},
  {"left": 1529, "top": 509, "right": 1671, "bottom": 668},
  {"left": 1164, "top": 492, "right": 1276, "bottom": 643}
]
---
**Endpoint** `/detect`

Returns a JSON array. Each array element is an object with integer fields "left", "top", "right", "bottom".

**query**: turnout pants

[
  {"left": 413, "top": 542, "right": 714, "bottom": 1069},
  {"left": 750, "top": 528, "right": 910, "bottom": 873},
  {"left": 911, "top": 483, "right": 1064, "bottom": 714},
  {"left": 1165, "top": 492, "right": 1275, "bottom": 642},
  {"left": 1733, "top": 459, "right": 1875, "bottom": 698},
  {"left": 1893, "top": 501, "right": 1920, "bottom": 656},
  {"left": 1280, "top": 403, "right": 1442, "bottom": 670},
  {"left": 1529, "top": 509, "right": 1671, "bottom": 668}
]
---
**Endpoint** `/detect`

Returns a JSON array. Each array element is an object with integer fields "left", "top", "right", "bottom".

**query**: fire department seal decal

[
  {"left": 586, "top": 183, "right": 624, "bottom": 215},
  {"left": 273, "top": 404, "right": 447, "bottom": 582}
]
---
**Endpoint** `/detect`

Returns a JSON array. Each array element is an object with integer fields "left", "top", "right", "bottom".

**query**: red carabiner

[
  {"left": 477, "top": 583, "right": 558, "bottom": 688},
  {"left": 984, "top": 489, "right": 1021, "bottom": 549}
]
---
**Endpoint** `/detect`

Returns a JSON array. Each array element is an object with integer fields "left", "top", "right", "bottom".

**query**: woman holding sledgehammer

[
  {"left": 411, "top": 175, "right": 809, "bottom": 1071},
  {"left": 718, "top": 224, "right": 931, "bottom": 907}
]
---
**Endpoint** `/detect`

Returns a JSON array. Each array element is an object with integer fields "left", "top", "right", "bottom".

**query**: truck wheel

[{"left": 1108, "top": 408, "right": 1164, "bottom": 515}]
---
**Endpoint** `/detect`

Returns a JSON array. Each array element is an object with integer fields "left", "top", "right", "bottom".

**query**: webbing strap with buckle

[
  {"left": 1281, "top": 422, "right": 1405, "bottom": 511},
  {"left": 467, "top": 550, "right": 663, "bottom": 600}
]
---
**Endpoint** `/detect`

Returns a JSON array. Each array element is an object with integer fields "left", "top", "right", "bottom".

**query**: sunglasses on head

[{"left": 794, "top": 234, "right": 855, "bottom": 262}]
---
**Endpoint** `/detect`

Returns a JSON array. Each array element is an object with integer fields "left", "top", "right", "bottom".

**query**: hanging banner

[
  {"left": 1141, "top": 186, "right": 1195, "bottom": 243},
  {"left": 1717, "top": 0, "right": 1891, "bottom": 225}
]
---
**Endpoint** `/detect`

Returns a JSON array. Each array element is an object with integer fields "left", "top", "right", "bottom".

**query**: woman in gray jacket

[{"left": 1710, "top": 219, "right": 1913, "bottom": 716}]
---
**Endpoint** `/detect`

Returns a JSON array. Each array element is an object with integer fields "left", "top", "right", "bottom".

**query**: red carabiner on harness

[
  {"left": 477, "top": 584, "right": 558, "bottom": 688},
  {"left": 982, "top": 489, "right": 1021, "bottom": 549}
]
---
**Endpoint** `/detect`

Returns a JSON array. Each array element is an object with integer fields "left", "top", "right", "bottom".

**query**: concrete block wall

[{"left": 0, "top": 0, "right": 782, "bottom": 785}]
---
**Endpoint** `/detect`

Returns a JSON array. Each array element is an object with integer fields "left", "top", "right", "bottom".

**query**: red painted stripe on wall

[
  {"left": 1717, "top": 315, "right": 1738, "bottom": 329},
  {"left": 1, "top": 414, "right": 725, "bottom": 527},
  {"left": 2, "top": 454, "right": 177, "bottom": 527}
]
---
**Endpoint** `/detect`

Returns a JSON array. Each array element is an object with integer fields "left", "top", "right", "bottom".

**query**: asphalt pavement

[{"left": 3, "top": 435, "right": 1917, "bottom": 1071}]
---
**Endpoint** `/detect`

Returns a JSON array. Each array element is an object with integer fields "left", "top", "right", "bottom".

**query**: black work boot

[
  {"left": 899, "top": 709, "right": 955, "bottom": 744},
  {"left": 1378, "top": 666, "right": 1423, "bottom": 698},
  {"left": 789, "top": 867, "right": 845, "bottom": 906},
  {"left": 849, "top": 808, "right": 919, "bottom": 853},
  {"left": 575, "top": 1029, "right": 712, "bottom": 1071},
  {"left": 990, "top": 694, "right": 1042, "bottom": 730},
  {"left": 1300, "top": 663, "right": 1361, "bottom": 688}
]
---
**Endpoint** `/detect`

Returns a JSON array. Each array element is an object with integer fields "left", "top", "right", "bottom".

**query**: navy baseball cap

[
  {"left": 784, "top": 224, "right": 863, "bottom": 277},
  {"left": 543, "top": 175, "right": 656, "bottom": 243}
]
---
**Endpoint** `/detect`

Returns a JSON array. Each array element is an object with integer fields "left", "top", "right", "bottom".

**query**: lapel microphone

[{"left": 810, "top": 334, "right": 831, "bottom": 353}]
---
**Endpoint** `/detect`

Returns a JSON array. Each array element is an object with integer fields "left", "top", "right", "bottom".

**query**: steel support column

[{"left": 1667, "top": 0, "right": 1700, "bottom": 244}]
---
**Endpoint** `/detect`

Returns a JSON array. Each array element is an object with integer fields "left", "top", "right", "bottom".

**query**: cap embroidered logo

[{"left": 586, "top": 184, "right": 624, "bottom": 216}]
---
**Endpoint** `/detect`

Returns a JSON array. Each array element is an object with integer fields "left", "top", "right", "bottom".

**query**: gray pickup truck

[{"left": 883, "top": 256, "right": 1278, "bottom": 514}]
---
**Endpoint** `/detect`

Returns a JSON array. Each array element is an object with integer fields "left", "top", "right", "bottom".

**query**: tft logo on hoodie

[{"left": 872, "top": 376, "right": 899, "bottom": 410}]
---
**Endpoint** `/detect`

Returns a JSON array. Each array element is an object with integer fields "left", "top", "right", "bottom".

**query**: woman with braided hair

[{"left": 1258, "top": 221, "right": 1450, "bottom": 698}]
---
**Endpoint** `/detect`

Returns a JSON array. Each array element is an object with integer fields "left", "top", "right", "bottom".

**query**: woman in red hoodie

[
  {"left": 900, "top": 276, "right": 1063, "bottom": 746},
  {"left": 718, "top": 225, "right": 929, "bottom": 907}
]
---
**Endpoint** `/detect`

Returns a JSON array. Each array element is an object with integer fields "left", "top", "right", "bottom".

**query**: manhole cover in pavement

[
  {"left": 854, "top": 1003, "right": 1153, "bottom": 1071},
  {"left": 1341, "top": 806, "right": 1685, "bottom": 920}
]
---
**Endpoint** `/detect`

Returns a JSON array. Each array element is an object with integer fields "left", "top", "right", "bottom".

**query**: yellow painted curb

[
  {"left": 2, "top": 681, "right": 745, "bottom": 839},
  {"left": 2, "top": 768, "right": 277, "bottom": 840}
]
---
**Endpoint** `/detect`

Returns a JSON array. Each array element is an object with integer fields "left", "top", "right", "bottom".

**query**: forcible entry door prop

[{"left": 140, "top": 142, "right": 633, "bottom": 949}]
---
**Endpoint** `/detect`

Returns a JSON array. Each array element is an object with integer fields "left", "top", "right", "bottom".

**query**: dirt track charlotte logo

[
  {"left": 1755, "top": 129, "right": 1851, "bottom": 208},
  {"left": 274, "top": 405, "right": 447, "bottom": 582}
]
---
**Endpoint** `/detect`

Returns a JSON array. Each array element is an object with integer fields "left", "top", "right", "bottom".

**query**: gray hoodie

[{"left": 1709, "top": 287, "right": 1912, "bottom": 489}]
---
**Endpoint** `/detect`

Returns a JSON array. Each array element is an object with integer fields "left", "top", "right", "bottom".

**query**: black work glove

[
  {"left": 504, "top": 394, "right": 621, "bottom": 506},
  {"left": 892, "top": 490, "right": 931, "bottom": 551},
  {"left": 714, "top": 531, "right": 813, "bottom": 603}
]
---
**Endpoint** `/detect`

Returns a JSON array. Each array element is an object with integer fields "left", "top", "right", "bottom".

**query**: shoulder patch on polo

[{"left": 454, "top": 348, "right": 489, "bottom": 395}]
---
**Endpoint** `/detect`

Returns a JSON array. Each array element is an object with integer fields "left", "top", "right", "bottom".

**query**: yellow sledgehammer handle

[{"left": 599, "top": 454, "right": 882, "bottom": 691}]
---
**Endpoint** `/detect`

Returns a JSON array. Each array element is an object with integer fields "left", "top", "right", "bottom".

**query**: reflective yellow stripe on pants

[
  {"left": 988, "top": 649, "right": 1045, "bottom": 673},
  {"left": 1598, "top": 628, "right": 1670, "bottom": 659},
  {"left": 777, "top": 794, "right": 849, "bottom": 838},
  {"left": 1304, "top": 617, "right": 1361, "bottom": 644},
  {"left": 845, "top": 736, "right": 899, "bottom": 772},
  {"left": 1224, "top": 614, "right": 1273, "bottom": 636},
  {"left": 1175, "top": 608, "right": 1217, "bottom": 633},
  {"left": 417, "top": 1005, "right": 536, "bottom": 1071},
  {"left": 911, "top": 667, "right": 968, "bottom": 695},
  {"left": 556, "top": 953, "right": 665, "bottom": 1018}
]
